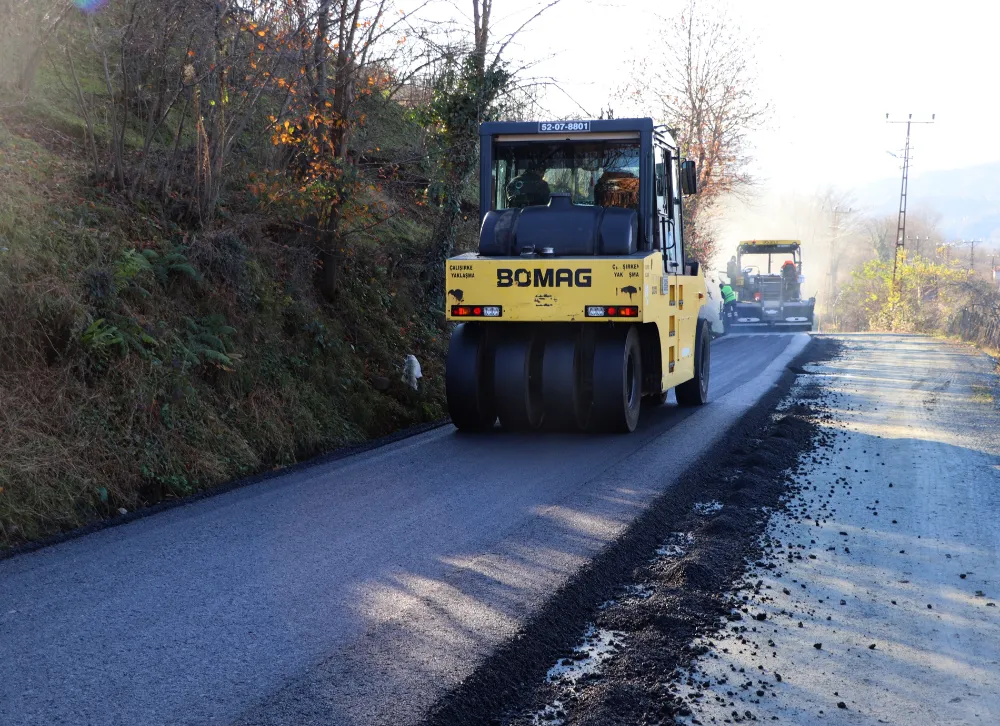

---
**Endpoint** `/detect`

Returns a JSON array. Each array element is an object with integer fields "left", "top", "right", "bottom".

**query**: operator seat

[
  {"left": 594, "top": 171, "right": 639, "bottom": 209},
  {"left": 506, "top": 170, "right": 551, "bottom": 208},
  {"left": 781, "top": 261, "right": 800, "bottom": 300}
]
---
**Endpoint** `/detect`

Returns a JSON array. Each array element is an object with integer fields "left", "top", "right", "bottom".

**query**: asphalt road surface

[{"left": 0, "top": 332, "right": 808, "bottom": 726}]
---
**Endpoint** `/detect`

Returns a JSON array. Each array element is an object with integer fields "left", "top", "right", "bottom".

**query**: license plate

[{"left": 538, "top": 121, "right": 590, "bottom": 133}]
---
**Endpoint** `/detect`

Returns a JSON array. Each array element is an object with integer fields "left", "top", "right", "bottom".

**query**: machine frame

[
  {"left": 444, "top": 118, "right": 712, "bottom": 432},
  {"left": 729, "top": 239, "right": 816, "bottom": 331}
]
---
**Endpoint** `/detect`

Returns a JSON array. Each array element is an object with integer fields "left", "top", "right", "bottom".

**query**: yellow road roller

[{"left": 445, "top": 118, "right": 710, "bottom": 432}]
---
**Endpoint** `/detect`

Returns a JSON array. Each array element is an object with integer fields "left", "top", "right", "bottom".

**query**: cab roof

[
  {"left": 480, "top": 118, "right": 654, "bottom": 135},
  {"left": 479, "top": 118, "right": 675, "bottom": 146},
  {"left": 738, "top": 239, "right": 801, "bottom": 252}
]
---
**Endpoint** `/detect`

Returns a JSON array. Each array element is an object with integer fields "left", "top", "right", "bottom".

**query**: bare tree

[
  {"left": 0, "top": 0, "right": 71, "bottom": 96},
  {"left": 620, "top": 0, "right": 767, "bottom": 263},
  {"left": 422, "top": 0, "right": 562, "bottom": 304}
]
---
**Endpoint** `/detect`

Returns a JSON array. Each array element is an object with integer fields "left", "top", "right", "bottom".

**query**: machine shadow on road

[{"left": 231, "top": 490, "right": 654, "bottom": 725}]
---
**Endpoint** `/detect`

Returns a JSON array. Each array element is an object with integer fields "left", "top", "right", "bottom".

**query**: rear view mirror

[{"left": 681, "top": 160, "right": 698, "bottom": 195}]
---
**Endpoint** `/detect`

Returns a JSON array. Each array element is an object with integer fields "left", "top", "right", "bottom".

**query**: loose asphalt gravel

[
  {"left": 670, "top": 334, "right": 1000, "bottom": 726},
  {"left": 477, "top": 334, "right": 999, "bottom": 726},
  {"left": 0, "top": 332, "right": 809, "bottom": 726}
]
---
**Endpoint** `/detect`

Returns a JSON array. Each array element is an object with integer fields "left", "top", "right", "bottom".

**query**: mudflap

[
  {"left": 730, "top": 303, "right": 772, "bottom": 333},
  {"left": 779, "top": 300, "right": 815, "bottom": 329}
]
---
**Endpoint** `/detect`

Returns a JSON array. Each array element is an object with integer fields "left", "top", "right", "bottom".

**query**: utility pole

[
  {"left": 886, "top": 113, "right": 935, "bottom": 329},
  {"left": 827, "top": 203, "right": 851, "bottom": 318},
  {"left": 968, "top": 238, "right": 979, "bottom": 272}
]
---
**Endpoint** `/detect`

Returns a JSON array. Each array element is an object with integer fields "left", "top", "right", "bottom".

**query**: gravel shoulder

[
  {"left": 422, "top": 337, "right": 841, "bottom": 725},
  {"left": 457, "top": 334, "right": 1000, "bottom": 726},
  {"left": 672, "top": 334, "right": 1000, "bottom": 725}
]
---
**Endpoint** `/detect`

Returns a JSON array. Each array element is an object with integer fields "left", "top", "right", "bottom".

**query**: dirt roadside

[
  {"left": 668, "top": 334, "right": 1000, "bottom": 725},
  {"left": 421, "top": 336, "right": 842, "bottom": 726},
  {"left": 423, "top": 334, "right": 1000, "bottom": 726}
]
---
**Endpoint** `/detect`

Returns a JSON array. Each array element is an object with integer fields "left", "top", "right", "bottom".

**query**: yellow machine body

[
  {"left": 446, "top": 251, "right": 705, "bottom": 392},
  {"left": 444, "top": 117, "right": 712, "bottom": 432}
]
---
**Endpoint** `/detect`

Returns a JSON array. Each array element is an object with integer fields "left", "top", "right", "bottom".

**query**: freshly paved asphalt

[{"left": 0, "top": 332, "right": 808, "bottom": 726}]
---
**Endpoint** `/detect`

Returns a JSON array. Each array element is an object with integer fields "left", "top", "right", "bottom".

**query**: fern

[
  {"left": 162, "top": 250, "right": 199, "bottom": 281},
  {"left": 174, "top": 315, "right": 239, "bottom": 370},
  {"left": 199, "top": 348, "right": 234, "bottom": 367},
  {"left": 114, "top": 249, "right": 153, "bottom": 298},
  {"left": 147, "top": 247, "right": 200, "bottom": 285},
  {"left": 81, "top": 318, "right": 127, "bottom": 359},
  {"left": 195, "top": 332, "right": 226, "bottom": 352}
]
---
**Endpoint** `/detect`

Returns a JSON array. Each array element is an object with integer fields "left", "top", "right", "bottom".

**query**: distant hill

[{"left": 856, "top": 162, "right": 1000, "bottom": 240}]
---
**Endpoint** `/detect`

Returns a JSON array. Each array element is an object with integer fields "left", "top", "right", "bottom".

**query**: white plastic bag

[{"left": 402, "top": 354, "right": 422, "bottom": 390}]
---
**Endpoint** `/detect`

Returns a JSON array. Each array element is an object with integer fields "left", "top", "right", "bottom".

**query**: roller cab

[{"left": 445, "top": 118, "right": 711, "bottom": 433}]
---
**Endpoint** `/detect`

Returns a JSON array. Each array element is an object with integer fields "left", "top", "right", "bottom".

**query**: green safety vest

[{"left": 720, "top": 285, "right": 737, "bottom": 304}]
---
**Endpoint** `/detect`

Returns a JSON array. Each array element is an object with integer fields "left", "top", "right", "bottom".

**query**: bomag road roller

[
  {"left": 728, "top": 240, "right": 816, "bottom": 332},
  {"left": 444, "top": 118, "right": 711, "bottom": 433}
]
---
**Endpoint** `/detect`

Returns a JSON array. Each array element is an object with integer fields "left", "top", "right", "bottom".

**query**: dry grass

[{"left": 0, "top": 113, "right": 448, "bottom": 551}]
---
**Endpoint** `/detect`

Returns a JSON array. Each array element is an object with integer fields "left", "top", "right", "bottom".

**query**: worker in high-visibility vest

[{"left": 719, "top": 281, "right": 738, "bottom": 315}]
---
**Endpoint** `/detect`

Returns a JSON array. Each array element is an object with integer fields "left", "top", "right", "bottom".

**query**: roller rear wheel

[
  {"left": 591, "top": 325, "right": 642, "bottom": 433},
  {"left": 446, "top": 323, "right": 497, "bottom": 431},
  {"left": 676, "top": 320, "right": 711, "bottom": 406},
  {"left": 542, "top": 329, "right": 593, "bottom": 430},
  {"left": 494, "top": 329, "right": 544, "bottom": 431}
]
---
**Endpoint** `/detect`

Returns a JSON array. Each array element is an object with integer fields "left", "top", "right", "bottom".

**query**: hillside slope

[{"left": 0, "top": 100, "right": 456, "bottom": 549}]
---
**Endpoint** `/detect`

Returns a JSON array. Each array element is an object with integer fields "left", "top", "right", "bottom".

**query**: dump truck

[
  {"left": 727, "top": 240, "right": 815, "bottom": 332},
  {"left": 443, "top": 118, "right": 711, "bottom": 433}
]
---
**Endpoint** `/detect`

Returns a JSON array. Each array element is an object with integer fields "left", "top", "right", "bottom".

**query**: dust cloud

[{"left": 709, "top": 189, "right": 871, "bottom": 313}]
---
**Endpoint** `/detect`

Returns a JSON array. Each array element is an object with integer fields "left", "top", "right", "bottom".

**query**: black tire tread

[
  {"left": 676, "top": 320, "right": 710, "bottom": 406},
  {"left": 446, "top": 323, "right": 497, "bottom": 431}
]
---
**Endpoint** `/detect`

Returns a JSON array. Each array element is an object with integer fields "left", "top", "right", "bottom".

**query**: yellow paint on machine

[{"left": 445, "top": 251, "right": 706, "bottom": 391}]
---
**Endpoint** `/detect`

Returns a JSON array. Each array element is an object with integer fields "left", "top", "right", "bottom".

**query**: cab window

[{"left": 492, "top": 140, "right": 641, "bottom": 210}]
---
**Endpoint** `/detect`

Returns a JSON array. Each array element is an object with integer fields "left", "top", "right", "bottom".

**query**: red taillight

[
  {"left": 451, "top": 305, "right": 502, "bottom": 318},
  {"left": 584, "top": 305, "right": 639, "bottom": 318},
  {"left": 754, "top": 292, "right": 761, "bottom": 302}
]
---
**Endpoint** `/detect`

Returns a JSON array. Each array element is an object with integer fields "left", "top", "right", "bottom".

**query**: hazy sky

[{"left": 465, "top": 0, "right": 995, "bottom": 195}]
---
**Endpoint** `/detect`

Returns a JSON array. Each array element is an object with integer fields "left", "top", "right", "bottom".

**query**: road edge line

[{"left": 0, "top": 417, "right": 452, "bottom": 562}]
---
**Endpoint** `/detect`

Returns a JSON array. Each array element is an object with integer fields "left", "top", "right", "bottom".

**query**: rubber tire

[
  {"left": 541, "top": 332, "right": 588, "bottom": 431},
  {"left": 494, "top": 328, "right": 545, "bottom": 431},
  {"left": 591, "top": 325, "right": 642, "bottom": 433},
  {"left": 446, "top": 323, "right": 497, "bottom": 431},
  {"left": 676, "top": 320, "right": 711, "bottom": 406}
]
